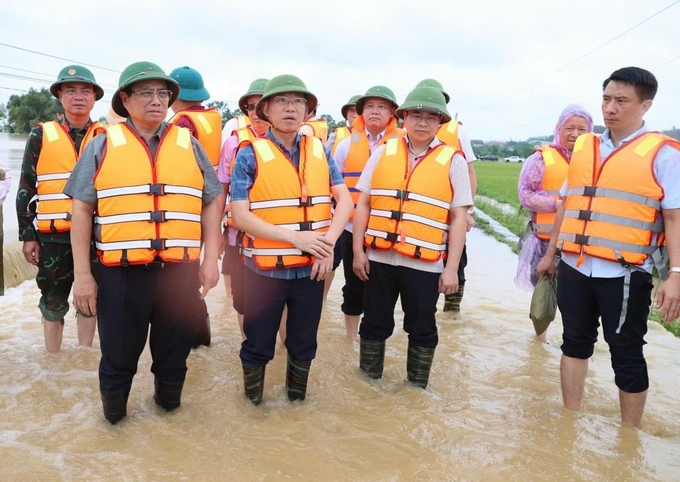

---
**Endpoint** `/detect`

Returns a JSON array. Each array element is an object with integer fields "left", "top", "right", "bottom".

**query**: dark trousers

[
  {"left": 557, "top": 261, "right": 652, "bottom": 393},
  {"left": 97, "top": 262, "right": 198, "bottom": 392},
  {"left": 240, "top": 267, "right": 324, "bottom": 366},
  {"left": 359, "top": 261, "right": 440, "bottom": 348},
  {"left": 340, "top": 229, "right": 364, "bottom": 316}
]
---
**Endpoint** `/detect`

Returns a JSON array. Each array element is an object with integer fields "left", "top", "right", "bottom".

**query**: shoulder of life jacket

[
  {"left": 306, "top": 120, "right": 329, "bottom": 143},
  {"left": 531, "top": 145, "right": 569, "bottom": 240},
  {"left": 35, "top": 121, "right": 104, "bottom": 233},
  {"left": 93, "top": 123, "right": 205, "bottom": 266},
  {"left": 241, "top": 135, "right": 332, "bottom": 270},
  {"left": 225, "top": 127, "right": 259, "bottom": 228},
  {"left": 559, "top": 131, "right": 671, "bottom": 266},
  {"left": 365, "top": 137, "right": 459, "bottom": 262},
  {"left": 436, "top": 121, "right": 462, "bottom": 150},
  {"left": 170, "top": 109, "right": 222, "bottom": 169}
]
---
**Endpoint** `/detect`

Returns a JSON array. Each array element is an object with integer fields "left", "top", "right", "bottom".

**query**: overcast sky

[{"left": 1, "top": 0, "right": 679, "bottom": 141}]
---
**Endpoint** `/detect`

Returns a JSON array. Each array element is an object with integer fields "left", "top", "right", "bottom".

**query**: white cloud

[{"left": 1, "top": 0, "right": 679, "bottom": 139}]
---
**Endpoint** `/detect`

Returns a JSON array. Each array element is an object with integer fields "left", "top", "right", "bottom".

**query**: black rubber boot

[
  {"left": 359, "top": 338, "right": 386, "bottom": 380},
  {"left": 286, "top": 355, "right": 312, "bottom": 402},
  {"left": 101, "top": 387, "right": 130, "bottom": 425},
  {"left": 443, "top": 284, "right": 465, "bottom": 312},
  {"left": 406, "top": 344, "right": 436, "bottom": 389},
  {"left": 242, "top": 364, "right": 266, "bottom": 406},
  {"left": 153, "top": 379, "right": 184, "bottom": 411}
]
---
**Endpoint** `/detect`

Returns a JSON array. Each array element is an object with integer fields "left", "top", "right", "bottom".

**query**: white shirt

[{"left": 560, "top": 122, "right": 680, "bottom": 277}]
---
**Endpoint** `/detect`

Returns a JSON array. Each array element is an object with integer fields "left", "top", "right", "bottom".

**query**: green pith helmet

[
  {"left": 169, "top": 66, "right": 210, "bottom": 102},
  {"left": 112, "top": 61, "right": 180, "bottom": 118},
  {"left": 355, "top": 86, "right": 398, "bottom": 115},
  {"left": 51, "top": 98, "right": 65, "bottom": 114},
  {"left": 239, "top": 78, "right": 270, "bottom": 113},
  {"left": 255, "top": 75, "right": 318, "bottom": 123},
  {"left": 50, "top": 64, "right": 104, "bottom": 100},
  {"left": 396, "top": 86, "right": 452, "bottom": 124},
  {"left": 341, "top": 94, "right": 362, "bottom": 120},
  {"left": 415, "top": 78, "right": 450, "bottom": 104}
]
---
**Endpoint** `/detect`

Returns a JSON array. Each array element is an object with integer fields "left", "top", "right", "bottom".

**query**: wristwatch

[
  {"left": 670, "top": 267, "right": 680, "bottom": 275},
  {"left": 467, "top": 206, "right": 475, "bottom": 215}
]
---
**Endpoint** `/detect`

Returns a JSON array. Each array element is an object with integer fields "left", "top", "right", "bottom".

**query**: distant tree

[
  {"left": 663, "top": 126, "right": 680, "bottom": 141},
  {"left": 320, "top": 114, "right": 345, "bottom": 131},
  {"left": 7, "top": 88, "right": 53, "bottom": 133},
  {"left": 206, "top": 100, "right": 237, "bottom": 128},
  {"left": 0, "top": 102, "right": 7, "bottom": 131},
  {"left": 98, "top": 115, "right": 108, "bottom": 124}
]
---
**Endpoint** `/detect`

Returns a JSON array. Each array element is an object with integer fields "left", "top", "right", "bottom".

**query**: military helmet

[
  {"left": 355, "top": 86, "right": 398, "bottom": 115},
  {"left": 50, "top": 98, "right": 65, "bottom": 114},
  {"left": 112, "top": 61, "right": 180, "bottom": 118},
  {"left": 341, "top": 94, "right": 362, "bottom": 120},
  {"left": 169, "top": 66, "right": 210, "bottom": 102},
  {"left": 415, "top": 78, "right": 450, "bottom": 104},
  {"left": 50, "top": 64, "right": 104, "bottom": 101},
  {"left": 239, "top": 78, "right": 269, "bottom": 113},
  {"left": 396, "top": 86, "right": 451, "bottom": 124},
  {"left": 255, "top": 75, "right": 317, "bottom": 123}
]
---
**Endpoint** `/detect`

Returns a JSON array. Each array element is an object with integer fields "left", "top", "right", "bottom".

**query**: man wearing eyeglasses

[
  {"left": 352, "top": 86, "right": 472, "bottom": 390},
  {"left": 16, "top": 65, "right": 105, "bottom": 353},
  {"left": 230, "top": 74, "right": 352, "bottom": 405},
  {"left": 64, "top": 61, "right": 223, "bottom": 424},
  {"left": 331, "top": 85, "right": 404, "bottom": 341},
  {"left": 218, "top": 78, "right": 270, "bottom": 339}
]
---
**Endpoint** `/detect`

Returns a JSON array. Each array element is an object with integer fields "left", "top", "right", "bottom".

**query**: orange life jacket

[
  {"left": 436, "top": 121, "right": 462, "bottom": 150},
  {"left": 169, "top": 108, "right": 222, "bottom": 169},
  {"left": 36, "top": 120, "right": 105, "bottom": 233},
  {"left": 365, "top": 138, "right": 459, "bottom": 262},
  {"left": 331, "top": 126, "right": 351, "bottom": 157},
  {"left": 93, "top": 123, "right": 204, "bottom": 266},
  {"left": 304, "top": 119, "right": 328, "bottom": 142},
  {"left": 559, "top": 132, "right": 677, "bottom": 266},
  {"left": 225, "top": 126, "right": 259, "bottom": 228},
  {"left": 240, "top": 136, "right": 332, "bottom": 269},
  {"left": 344, "top": 116, "right": 404, "bottom": 220},
  {"left": 531, "top": 146, "right": 569, "bottom": 240}
]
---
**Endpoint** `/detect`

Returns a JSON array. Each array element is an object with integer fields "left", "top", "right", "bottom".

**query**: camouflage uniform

[{"left": 16, "top": 118, "right": 97, "bottom": 321}]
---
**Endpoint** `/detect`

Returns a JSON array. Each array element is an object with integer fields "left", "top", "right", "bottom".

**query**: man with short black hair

[{"left": 537, "top": 66, "right": 680, "bottom": 427}]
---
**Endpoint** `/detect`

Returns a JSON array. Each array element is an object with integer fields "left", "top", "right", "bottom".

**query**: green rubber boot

[
  {"left": 406, "top": 344, "right": 436, "bottom": 389},
  {"left": 359, "top": 338, "right": 386, "bottom": 379},
  {"left": 242, "top": 364, "right": 266, "bottom": 406},
  {"left": 443, "top": 284, "right": 465, "bottom": 312},
  {"left": 286, "top": 355, "right": 312, "bottom": 401}
]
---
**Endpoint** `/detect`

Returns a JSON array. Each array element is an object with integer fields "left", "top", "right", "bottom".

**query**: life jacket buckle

[
  {"left": 150, "top": 210, "right": 166, "bottom": 223},
  {"left": 577, "top": 210, "right": 592, "bottom": 221},
  {"left": 385, "top": 232, "right": 399, "bottom": 243},
  {"left": 149, "top": 183, "right": 165, "bottom": 196},
  {"left": 150, "top": 238, "right": 167, "bottom": 251},
  {"left": 574, "top": 234, "right": 589, "bottom": 246},
  {"left": 65, "top": 213, "right": 72, "bottom": 221},
  {"left": 582, "top": 186, "right": 597, "bottom": 197},
  {"left": 389, "top": 210, "right": 402, "bottom": 221},
  {"left": 298, "top": 221, "right": 313, "bottom": 231},
  {"left": 394, "top": 189, "right": 407, "bottom": 201}
]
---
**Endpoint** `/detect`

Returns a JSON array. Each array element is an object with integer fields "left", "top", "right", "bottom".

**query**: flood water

[{"left": 1, "top": 132, "right": 680, "bottom": 481}]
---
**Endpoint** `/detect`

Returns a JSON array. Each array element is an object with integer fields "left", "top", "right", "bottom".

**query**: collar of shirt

[
  {"left": 601, "top": 121, "right": 649, "bottom": 151},
  {"left": 60, "top": 117, "right": 93, "bottom": 136},
  {"left": 265, "top": 129, "right": 302, "bottom": 161},
  {"left": 365, "top": 128, "right": 386, "bottom": 145},
  {"left": 125, "top": 118, "right": 166, "bottom": 141},
  {"left": 405, "top": 135, "right": 443, "bottom": 161}
]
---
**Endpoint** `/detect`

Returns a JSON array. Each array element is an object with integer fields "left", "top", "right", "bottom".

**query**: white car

[{"left": 505, "top": 156, "right": 524, "bottom": 163}]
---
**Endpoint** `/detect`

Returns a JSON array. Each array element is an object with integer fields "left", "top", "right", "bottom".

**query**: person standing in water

[{"left": 516, "top": 104, "right": 593, "bottom": 341}]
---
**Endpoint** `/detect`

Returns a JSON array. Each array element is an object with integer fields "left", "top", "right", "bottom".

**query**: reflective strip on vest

[
  {"left": 365, "top": 228, "right": 448, "bottom": 252},
  {"left": 37, "top": 173, "right": 71, "bottom": 182},
  {"left": 278, "top": 219, "right": 332, "bottom": 231},
  {"left": 566, "top": 187, "right": 661, "bottom": 210},
  {"left": 558, "top": 233, "right": 659, "bottom": 255},
  {"left": 96, "top": 184, "right": 203, "bottom": 199},
  {"left": 36, "top": 213, "right": 71, "bottom": 220},
  {"left": 95, "top": 211, "right": 202, "bottom": 225},
  {"left": 370, "top": 209, "right": 449, "bottom": 231},
  {"left": 249, "top": 195, "right": 332, "bottom": 210},
  {"left": 369, "top": 189, "right": 450, "bottom": 210},
  {"left": 563, "top": 210, "right": 664, "bottom": 232},
  {"left": 95, "top": 239, "right": 202, "bottom": 251},
  {"left": 37, "top": 193, "right": 69, "bottom": 201},
  {"left": 545, "top": 189, "right": 561, "bottom": 196},
  {"left": 241, "top": 247, "right": 304, "bottom": 258},
  {"left": 531, "top": 222, "right": 553, "bottom": 236}
]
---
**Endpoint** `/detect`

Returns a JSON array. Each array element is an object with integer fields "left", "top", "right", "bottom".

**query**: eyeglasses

[
  {"left": 272, "top": 96, "right": 307, "bottom": 108},
  {"left": 246, "top": 103, "right": 257, "bottom": 112},
  {"left": 132, "top": 89, "right": 173, "bottom": 101},
  {"left": 407, "top": 112, "right": 441, "bottom": 125}
]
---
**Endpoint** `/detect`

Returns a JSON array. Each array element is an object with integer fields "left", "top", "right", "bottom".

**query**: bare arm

[
  {"left": 326, "top": 182, "right": 352, "bottom": 244},
  {"left": 467, "top": 162, "right": 477, "bottom": 200},
  {"left": 535, "top": 200, "right": 567, "bottom": 277},
  {"left": 198, "top": 198, "right": 222, "bottom": 298},
  {"left": 351, "top": 192, "right": 371, "bottom": 281},
  {"left": 657, "top": 208, "right": 680, "bottom": 322},
  {"left": 71, "top": 199, "right": 97, "bottom": 316},
  {"left": 445, "top": 206, "right": 468, "bottom": 271}
]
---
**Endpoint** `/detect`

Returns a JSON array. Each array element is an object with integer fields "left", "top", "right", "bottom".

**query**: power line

[
  {"left": 0, "top": 86, "right": 28, "bottom": 93},
  {"left": 477, "top": 0, "right": 680, "bottom": 111},
  {"left": 0, "top": 42, "right": 121, "bottom": 73},
  {"left": 0, "top": 64, "right": 118, "bottom": 89}
]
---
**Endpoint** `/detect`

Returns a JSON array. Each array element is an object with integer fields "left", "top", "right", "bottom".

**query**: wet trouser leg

[
  {"left": 341, "top": 230, "right": 364, "bottom": 316},
  {"left": 97, "top": 262, "right": 196, "bottom": 392},
  {"left": 558, "top": 262, "right": 651, "bottom": 393},
  {"left": 444, "top": 243, "right": 467, "bottom": 312},
  {"left": 399, "top": 265, "right": 440, "bottom": 349},
  {"left": 359, "top": 261, "right": 400, "bottom": 342},
  {"left": 36, "top": 241, "right": 74, "bottom": 322}
]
